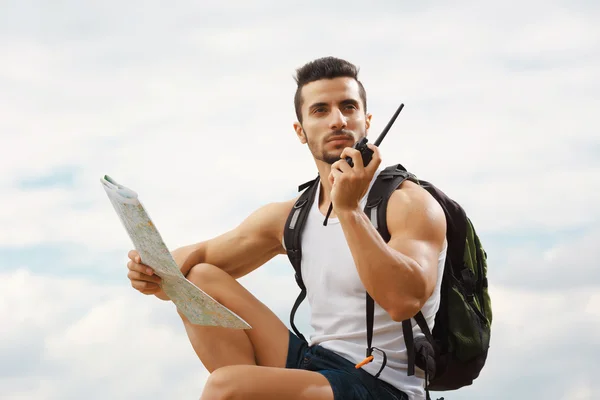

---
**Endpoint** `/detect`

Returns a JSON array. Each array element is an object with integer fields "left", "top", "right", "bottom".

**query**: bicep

[
  {"left": 201, "top": 200, "right": 295, "bottom": 279},
  {"left": 386, "top": 183, "right": 447, "bottom": 293}
]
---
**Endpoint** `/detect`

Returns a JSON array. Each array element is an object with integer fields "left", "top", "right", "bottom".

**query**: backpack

[{"left": 283, "top": 163, "right": 492, "bottom": 400}]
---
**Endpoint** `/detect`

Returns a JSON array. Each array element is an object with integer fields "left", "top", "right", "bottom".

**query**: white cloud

[
  {"left": 584, "top": 292, "right": 600, "bottom": 319},
  {"left": 563, "top": 382, "right": 594, "bottom": 400},
  {"left": 494, "top": 227, "right": 600, "bottom": 290},
  {"left": 0, "top": 264, "right": 312, "bottom": 400},
  {"left": 0, "top": 269, "right": 209, "bottom": 400},
  {"left": 2, "top": 266, "right": 598, "bottom": 400},
  {"left": 1, "top": 0, "right": 599, "bottom": 399},
  {"left": 440, "top": 283, "right": 600, "bottom": 399}
]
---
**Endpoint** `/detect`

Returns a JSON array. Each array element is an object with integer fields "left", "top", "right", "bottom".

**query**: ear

[
  {"left": 365, "top": 112, "right": 373, "bottom": 133},
  {"left": 293, "top": 122, "right": 307, "bottom": 144}
]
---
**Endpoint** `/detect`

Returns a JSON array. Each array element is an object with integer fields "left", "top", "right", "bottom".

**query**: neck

[{"left": 315, "top": 160, "right": 334, "bottom": 209}]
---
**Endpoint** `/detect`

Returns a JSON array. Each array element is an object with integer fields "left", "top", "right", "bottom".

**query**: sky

[{"left": 1, "top": 0, "right": 599, "bottom": 399}]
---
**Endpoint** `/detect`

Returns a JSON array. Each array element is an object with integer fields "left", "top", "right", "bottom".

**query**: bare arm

[
  {"left": 337, "top": 180, "right": 447, "bottom": 322},
  {"left": 177, "top": 199, "right": 296, "bottom": 279},
  {"left": 127, "top": 199, "right": 296, "bottom": 298}
]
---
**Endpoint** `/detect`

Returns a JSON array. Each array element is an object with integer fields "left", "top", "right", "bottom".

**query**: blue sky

[{"left": 1, "top": 1, "right": 599, "bottom": 399}]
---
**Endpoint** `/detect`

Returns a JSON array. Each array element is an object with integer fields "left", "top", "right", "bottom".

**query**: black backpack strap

[
  {"left": 415, "top": 311, "right": 438, "bottom": 400},
  {"left": 289, "top": 290, "right": 307, "bottom": 341},
  {"left": 357, "top": 165, "right": 413, "bottom": 371},
  {"left": 367, "top": 167, "right": 441, "bottom": 396},
  {"left": 364, "top": 164, "right": 414, "bottom": 241},
  {"left": 414, "top": 311, "right": 434, "bottom": 343},
  {"left": 419, "top": 180, "right": 468, "bottom": 282},
  {"left": 403, "top": 316, "right": 436, "bottom": 400},
  {"left": 284, "top": 175, "right": 320, "bottom": 342},
  {"left": 360, "top": 293, "right": 388, "bottom": 377},
  {"left": 402, "top": 319, "right": 416, "bottom": 375}
]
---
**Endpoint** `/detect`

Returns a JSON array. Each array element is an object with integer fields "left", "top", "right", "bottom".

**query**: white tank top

[{"left": 296, "top": 167, "right": 447, "bottom": 400}]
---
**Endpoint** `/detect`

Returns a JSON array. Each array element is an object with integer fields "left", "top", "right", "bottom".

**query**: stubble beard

[
  {"left": 307, "top": 140, "right": 346, "bottom": 165},
  {"left": 306, "top": 129, "right": 365, "bottom": 165},
  {"left": 320, "top": 149, "right": 343, "bottom": 165}
]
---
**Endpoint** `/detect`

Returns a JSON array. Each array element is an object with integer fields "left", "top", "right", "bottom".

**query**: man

[{"left": 126, "top": 57, "right": 447, "bottom": 400}]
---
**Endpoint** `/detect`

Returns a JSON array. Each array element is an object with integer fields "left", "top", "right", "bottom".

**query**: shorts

[{"left": 285, "top": 330, "right": 409, "bottom": 400}]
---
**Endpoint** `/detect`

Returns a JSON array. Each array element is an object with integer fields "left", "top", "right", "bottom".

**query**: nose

[{"left": 328, "top": 108, "right": 347, "bottom": 131}]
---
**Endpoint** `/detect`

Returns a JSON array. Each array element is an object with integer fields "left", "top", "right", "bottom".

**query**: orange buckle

[{"left": 355, "top": 355, "right": 374, "bottom": 369}]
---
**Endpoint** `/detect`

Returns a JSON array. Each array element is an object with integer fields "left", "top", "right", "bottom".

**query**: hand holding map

[{"left": 101, "top": 175, "right": 251, "bottom": 330}]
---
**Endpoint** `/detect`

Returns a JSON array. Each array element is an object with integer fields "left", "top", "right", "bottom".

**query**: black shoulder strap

[
  {"left": 364, "top": 165, "right": 438, "bottom": 382},
  {"left": 361, "top": 164, "right": 413, "bottom": 370},
  {"left": 364, "top": 164, "right": 413, "bottom": 241},
  {"left": 418, "top": 180, "right": 467, "bottom": 276},
  {"left": 284, "top": 175, "right": 320, "bottom": 341}
]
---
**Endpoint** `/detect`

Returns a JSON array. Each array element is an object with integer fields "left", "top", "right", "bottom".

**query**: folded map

[{"left": 100, "top": 175, "right": 251, "bottom": 330}]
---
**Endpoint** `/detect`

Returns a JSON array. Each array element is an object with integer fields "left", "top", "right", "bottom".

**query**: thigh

[
  {"left": 305, "top": 369, "right": 406, "bottom": 400},
  {"left": 301, "top": 346, "right": 409, "bottom": 400},
  {"left": 202, "top": 364, "right": 334, "bottom": 400},
  {"left": 186, "top": 263, "right": 291, "bottom": 368},
  {"left": 285, "top": 331, "right": 310, "bottom": 369}
]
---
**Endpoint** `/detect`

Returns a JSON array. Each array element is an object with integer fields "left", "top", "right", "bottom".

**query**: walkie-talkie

[
  {"left": 323, "top": 103, "right": 405, "bottom": 225},
  {"left": 344, "top": 103, "right": 404, "bottom": 168}
]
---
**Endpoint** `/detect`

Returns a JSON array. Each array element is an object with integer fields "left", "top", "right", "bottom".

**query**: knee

[
  {"left": 200, "top": 366, "right": 240, "bottom": 400},
  {"left": 186, "top": 263, "right": 228, "bottom": 287},
  {"left": 177, "top": 264, "right": 229, "bottom": 321}
]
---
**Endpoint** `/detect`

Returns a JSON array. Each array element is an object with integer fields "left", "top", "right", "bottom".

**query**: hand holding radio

[
  {"left": 344, "top": 102, "right": 404, "bottom": 169},
  {"left": 323, "top": 103, "right": 404, "bottom": 225},
  {"left": 330, "top": 143, "right": 381, "bottom": 211},
  {"left": 345, "top": 137, "right": 374, "bottom": 168}
]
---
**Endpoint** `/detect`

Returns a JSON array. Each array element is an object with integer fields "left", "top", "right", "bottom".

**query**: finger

[
  {"left": 366, "top": 144, "right": 382, "bottom": 171},
  {"left": 131, "top": 280, "right": 160, "bottom": 292},
  {"left": 329, "top": 168, "right": 343, "bottom": 185},
  {"left": 340, "top": 147, "right": 363, "bottom": 170},
  {"left": 128, "top": 270, "right": 162, "bottom": 284},
  {"left": 140, "top": 287, "right": 161, "bottom": 295},
  {"left": 366, "top": 143, "right": 380, "bottom": 158},
  {"left": 128, "top": 250, "right": 140, "bottom": 262},
  {"left": 332, "top": 158, "right": 352, "bottom": 174},
  {"left": 127, "top": 249, "right": 145, "bottom": 266},
  {"left": 127, "top": 260, "right": 155, "bottom": 276},
  {"left": 138, "top": 281, "right": 161, "bottom": 292}
]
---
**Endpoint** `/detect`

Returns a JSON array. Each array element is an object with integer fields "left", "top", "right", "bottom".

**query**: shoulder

[
  {"left": 385, "top": 179, "right": 446, "bottom": 242},
  {"left": 237, "top": 197, "right": 299, "bottom": 247},
  {"left": 242, "top": 197, "right": 297, "bottom": 228},
  {"left": 263, "top": 197, "right": 298, "bottom": 227}
]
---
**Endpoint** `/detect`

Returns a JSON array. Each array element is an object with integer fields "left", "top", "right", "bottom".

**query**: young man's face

[{"left": 294, "top": 77, "right": 372, "bottom": 165}]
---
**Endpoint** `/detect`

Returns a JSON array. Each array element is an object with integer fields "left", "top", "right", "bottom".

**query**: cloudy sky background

[{"left": 1, "top": 0, "right": 599, "bottom": 399}]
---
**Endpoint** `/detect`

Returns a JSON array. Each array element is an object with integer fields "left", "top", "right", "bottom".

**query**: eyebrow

[
  {"left": 340, "top": 99, "right": 360, "bottom": 108},
  {"left": 308, "top": 99, "right": 360, "bottom": 111},
  {"left": 308, "top": 102, "right": 328, "bottom": 111}
]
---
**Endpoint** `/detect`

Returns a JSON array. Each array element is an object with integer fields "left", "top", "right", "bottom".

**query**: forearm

[
  {"left": 152, "top": 243, "right": 206, "bottom": 301},
  {"left": 337, "top": 207, "right": 427, "bottom": 321},
  {"left": 176, "top": 243, "right": 207, "bottom": 277}
]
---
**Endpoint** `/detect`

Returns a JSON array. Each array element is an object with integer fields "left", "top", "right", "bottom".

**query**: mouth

[{"left": 326, "top": 135, "right": 354, "bottom": 146}]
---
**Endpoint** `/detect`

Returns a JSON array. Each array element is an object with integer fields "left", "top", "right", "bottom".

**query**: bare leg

[
  {"left": 178, "top": 263, "right": 291, "bottom": 372},
  {"left": 200, "top": 365, "right": 334, "bottom": 400}
]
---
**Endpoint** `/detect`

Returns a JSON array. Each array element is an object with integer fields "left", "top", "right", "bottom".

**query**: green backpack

[{"left": 283, "top": 163, "right": 493, "bottom": 400}]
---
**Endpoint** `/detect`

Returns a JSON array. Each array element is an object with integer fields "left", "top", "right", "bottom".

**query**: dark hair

[{"left": 293, "top": 56, "right": 367, "bottom": 123}]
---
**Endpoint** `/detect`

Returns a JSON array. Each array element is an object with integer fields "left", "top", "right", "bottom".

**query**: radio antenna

[{"left": 373, "top": 103, "right": 404, "bottom": 147}]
